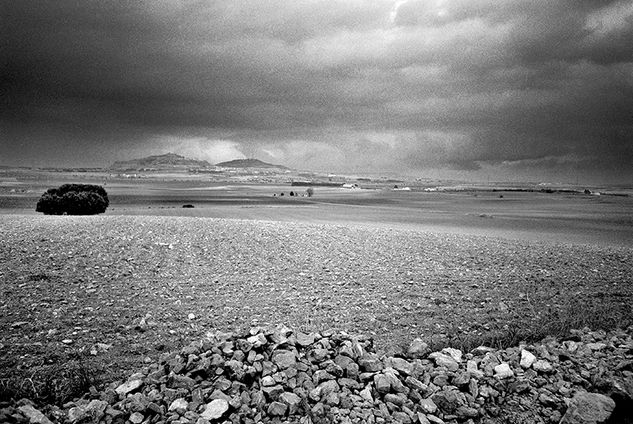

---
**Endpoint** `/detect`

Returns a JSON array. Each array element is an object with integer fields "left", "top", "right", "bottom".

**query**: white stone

[
  {"left": 441, "top": 347, "right": 463, "bottom": 362},
  {"left": 533, "top": 359, "right": 554, "bottom": 373},
  {"left": 520, "top": 349, "right": 537, "bottom": 369},
  {"left": 201, "top": 399, "right": 229, "bottom": 420},
  {"left": 429, "top": 352, "right": 459, "bottom": 371},
  {"left": 419, "top": 398, "right": 438, "bottom": 414},
  {"left": 168, "top": 398, "right": 189, "bottom": 412},
  {"left": 359, "top": 385, "right": 373, "bottom": 402},
  {"left": 466, "top": 360, "right": 484, "bottom": 379},
  {"left": 129, "top": 412, "right": 144, "bottom": 424},
  {"left": 18, "top": 405, "right": 54, "bottom": 424},
  {"left": 494, "top": 363, "right": 514, "bottom": 379},
  {"left": 115, "top": 379, "right": 143, "bottom": 396}
]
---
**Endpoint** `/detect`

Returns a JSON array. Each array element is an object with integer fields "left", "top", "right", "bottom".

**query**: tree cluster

[{"left": 36, "top": 184, "right": 109, "bottom": 215}]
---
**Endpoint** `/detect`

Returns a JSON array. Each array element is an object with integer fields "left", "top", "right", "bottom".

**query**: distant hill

[
  {"left": 215, "top": 158, "right": 288, "bottom": 169},
  {"left": 110, "top": 153, "right": 211, "bottom": 170}
]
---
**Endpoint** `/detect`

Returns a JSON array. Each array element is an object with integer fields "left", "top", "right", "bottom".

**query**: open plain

[{"left": 0, "top": 172, "right": 632, "bottom": 421}]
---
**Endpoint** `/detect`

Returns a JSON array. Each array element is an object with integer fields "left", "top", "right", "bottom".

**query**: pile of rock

[{"left": 3, "top": 325, "right": 632, "bottom": 424}]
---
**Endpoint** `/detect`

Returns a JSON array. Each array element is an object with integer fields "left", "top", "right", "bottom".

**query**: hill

[
  {"left": 215, "top": 158, "right": 288, "bottom": 169},
  {"left": 110, "top": 153, "right": 211, "bottom": 170}
]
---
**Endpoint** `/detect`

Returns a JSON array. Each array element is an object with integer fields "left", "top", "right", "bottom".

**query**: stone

[
  {"left": 494, "top": 363, "right": 514, "bottom": 379},
  {"left": 68, "top": 400, "right": 108, "bottom": 423},
  {"left": 392, "top": 411, "right": 412, "bottom": 423},
  {"left": 539, "top": 392, "right": 558, "bottom": 407},
  {"left": 417, "top": 413, "right": 432, "bottom": 424},
  {"left": 509, "top": 380, "right": 531, "bottom": 394},
  {"left": 586, "top": 342, "right": 607, "bottom": 351},
  {"left": 533, "top": 359, "right": 554, "bottom": 373},
  {"left": 309, "top": 348, "right": 330, "bottom": 363},
  {"left": 384, "top": 393, "right": 405, "bottom": 406},
  {"left": 388, "top": 357, "right": 414, "bottom": 375},
  {"left": 115, "top": 379, "right": 144, "bottom": 396},
  {"left": 466, "top": 360, "right": 484, "bottom": 379},
  {"left": 272, "top": 350, "right": 296, "bottom": 369},
  {"left": 419, "top": 398, "right": 438, "bottom": 414},
  {"left": 279, "top": 392, "right": 301, "bottom": 414},
  {"left": 455, "top": 406, "right": 478, "bottom": 419},
  {"left": 129, "top": 412, "right": 144, "bottom": 424},
  {"left": 318, "top": 380, "right": 340, "bottom": 397},
  {"left": 452, "top": 371, "right": 470, "bottom": 387},
  {"left": 200, "top": 399, "right": 229, "bottom": 420},
  {"left": 429, "top": 353, "right": 459, "bottom": 372},
  {"left": 360, "top": 385, "right": 374, "bottom": 402},
  {"left": 431, "top": 391, "right": 462, "bottom": 414},
  {"left": 18, "top": 405, "right": 54, "bottom": 424},
  {"left": 339, "top": 377, "right": 361, "bottom": 389},
  {"left": 171, "top": 374, "right": 196, "bottom": 389},
  {"left": 405, "top": 376, "right": 427, "bottom": 392},
  {"left": 441, "top": 347, "right": 462, "bottom": 363},
  {"left": 261, "top": 375, "right": 276, "bottom": 386},
  {"left": 560, "top": 391, "right": 615, "bottom": 424},
  {"left": 296, "top": 332, "right": 316, "bottom": 346},
  {"left": 267, "top": 401, "right": 288, "bottom": 416},
  {"left": 407, "top": 338, "right": 429, "bottom": 358},
  {"left": 359, "top": 355, "right": 384, "bottom": 372},
  {"left": 427, "top": 415, "right": 445, "bottom": 424},
  {"left": 520, "top": 349, "right": 537, "bottom": 369},
  {"left": 384, "top": 370, "right": 408, "bottom": 393},
  {"left": 374, "top": 374, "right": 391, "bottom": 394},
  {"left": 168, "top": 398, "right": 189, "bottom": 413},
  {"left": 262, "top": 384, "right": 284, "bottom": 399},
  {"left": 433, "top": 373, "right": 450, "bottom": 387},
  {"left": 247, "top": 333, "right": 267, "bottom": 348}
]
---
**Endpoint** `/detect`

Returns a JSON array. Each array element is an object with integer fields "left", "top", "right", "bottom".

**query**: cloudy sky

[{"left": 2, "top": 0, "right": 632, "bottom": 183}]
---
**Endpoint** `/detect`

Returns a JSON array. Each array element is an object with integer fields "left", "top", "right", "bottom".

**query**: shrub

[
  {"left": 36, "top": 184, "right": 109, "bottom": 215},
  {"left": 306, "top": 187, "right": 314, "bottom": 197}
]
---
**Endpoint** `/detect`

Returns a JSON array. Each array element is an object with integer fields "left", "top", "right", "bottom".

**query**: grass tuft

[
  {"left": 0, "top": 352, "right": 100, "bottom": 406},
  {"left": 429, "top": 295, "right": 632, "bottom": 353}
]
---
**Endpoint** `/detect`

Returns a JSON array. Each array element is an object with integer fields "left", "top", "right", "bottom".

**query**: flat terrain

[
  {"left": 0, "top": 173, "right": 632, "bottom": 403},
  {"left": 2, "top": 175, "right": 632, "bottom": 247},
  {"left": 1, "top": 214, "right": 631, "bottom": 399}
]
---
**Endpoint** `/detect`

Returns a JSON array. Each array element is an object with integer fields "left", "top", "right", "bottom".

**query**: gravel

[{"left": 4, "top": 325, "right": 632, "bottom": 424}]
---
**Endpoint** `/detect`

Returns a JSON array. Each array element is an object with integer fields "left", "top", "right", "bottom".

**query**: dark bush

[{"left": 36, "top": 184, "right": 109, "bottom": 215}]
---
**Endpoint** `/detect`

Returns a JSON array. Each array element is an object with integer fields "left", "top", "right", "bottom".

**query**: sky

[{"left": 1, "top": 0, "right": 632, "bottom": 184}]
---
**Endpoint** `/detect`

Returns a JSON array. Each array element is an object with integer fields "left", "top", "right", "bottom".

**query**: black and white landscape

[{"left": 1, "top": 1, "right": 632, "bottom": 423}]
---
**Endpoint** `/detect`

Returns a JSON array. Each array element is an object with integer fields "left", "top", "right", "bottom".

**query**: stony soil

[{"left": 0, "top": 215, "right": 632, "bottom": 417}]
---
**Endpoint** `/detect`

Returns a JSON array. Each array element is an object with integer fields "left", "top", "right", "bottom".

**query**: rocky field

[{"left": 0, "top": 214, "right": 632, "bottom": 422}]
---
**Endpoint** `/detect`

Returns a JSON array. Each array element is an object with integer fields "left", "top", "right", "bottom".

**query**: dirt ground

[{"left": 0, "top": 174, "right": 632, "bottom": 404}]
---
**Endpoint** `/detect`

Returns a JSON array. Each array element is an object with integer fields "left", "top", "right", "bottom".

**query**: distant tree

[
  {"left": 306, "top": 187, "right": 314, "bottom": 197},
  {"left": 36, "top": 184, "right": 109, "bottom": 215}
]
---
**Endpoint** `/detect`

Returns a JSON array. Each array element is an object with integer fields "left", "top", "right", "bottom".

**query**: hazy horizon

[{"left": 2, "top": 1, "right": 632, "bottom": 185}]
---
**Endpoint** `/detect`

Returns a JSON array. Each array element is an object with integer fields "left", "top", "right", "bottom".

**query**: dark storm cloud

[{"left": 1, "top": 0, "right": 632, "bottom": 182}]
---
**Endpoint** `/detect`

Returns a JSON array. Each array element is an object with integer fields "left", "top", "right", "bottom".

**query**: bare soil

[{"left": 1, "top": 214, "right": 631, "bottom": 404}]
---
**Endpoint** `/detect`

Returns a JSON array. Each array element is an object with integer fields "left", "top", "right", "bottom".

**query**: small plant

[
  {"left": 430, "top": 295, "right": 632, "bottom": 353},
  {"left": 0, "top": 353, "right": 100, "bottom": 405},
  {"left": 306, "top": 187, "right": 314, "bottom": 197},
  {"left": 36, "top": 184, "right": 109, "bottom": 215}
]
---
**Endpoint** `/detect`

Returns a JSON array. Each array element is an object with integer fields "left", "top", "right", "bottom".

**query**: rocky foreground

[{"left": 4, "top": 325, "right": 632, "bottom": 424}]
